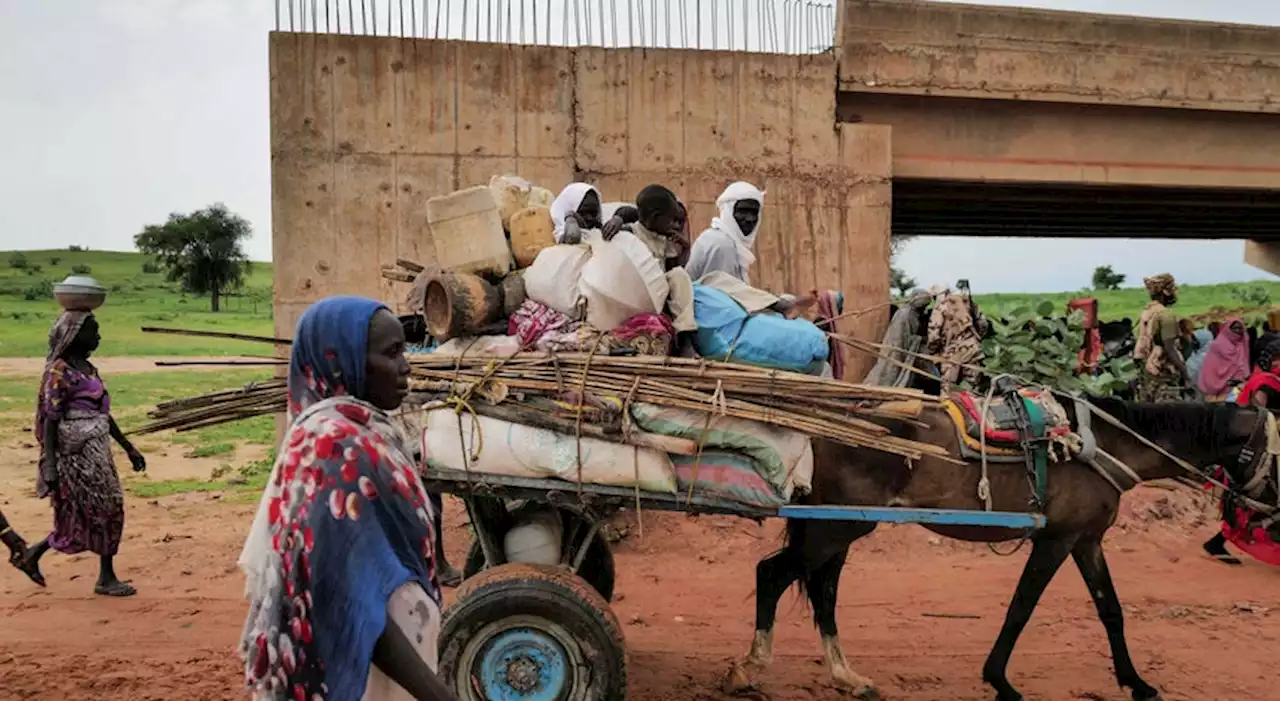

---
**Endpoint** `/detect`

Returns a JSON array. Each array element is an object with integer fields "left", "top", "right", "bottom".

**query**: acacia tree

[
  {"left": 1091, "top": 265, "right": 1126, "bottom": 291},
  {"left": 135, "top": 204, "right": 252, "bottom": 312}
]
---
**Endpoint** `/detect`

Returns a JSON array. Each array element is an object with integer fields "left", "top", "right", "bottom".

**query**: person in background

[
  {"left": 1251, "top": 322, "right": 1278, "bottom": 371},
  {"left": 927, "top": 287, "right": 988, "bottom": 392},
  {"left": 628, "top": 184, "right": 690, "bottom": 271},
  {"left": 1183, "top": 328, "right": 1214, "bottom": 395},
  {"left": 238, "top": 296, "right": 458, "bottom": 701},
  {"left": 22, "top": 311, "right": 146, "bottom": 596},
  {"left": 686, "top": 181, "right": 765, "bottom": 283},
  {"left": 551, "top": 183, "right": 604, "bottom": 244},
  {"left": 1197, "top": 317, "right": 1250, "bottom": 402},
  {"left": 2, "top": 508, "right": 42, "bottom": 585},
  {"left": 1203, "top": 338, "right": 1280, "bottom": 566},
  {"left": 1234, "top": 338, "right": 1280, "bottom": 408},
  {"left": 1132, "top": 273, "right": 1189, "bottom": 402}
]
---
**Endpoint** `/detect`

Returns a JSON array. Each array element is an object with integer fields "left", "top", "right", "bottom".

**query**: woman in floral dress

[
  {"left": 238, "top": 296, "right": 457, "bottom": 701},
  {"left": 22, "top": 311, "right": 146, "bottom": 595}
]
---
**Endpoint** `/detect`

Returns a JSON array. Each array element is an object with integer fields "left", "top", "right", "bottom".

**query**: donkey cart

[{"left": 422, "top": 467, "right": 1043, "bottom": 701}]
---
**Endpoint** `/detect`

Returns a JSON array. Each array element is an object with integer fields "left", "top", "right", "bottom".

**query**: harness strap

[
  {"left": 1074, "top": 398, "right": 1141, "bottom": 494},
  {"left": 1020, "top": 396, "right": 1049, "bottom": 506}
]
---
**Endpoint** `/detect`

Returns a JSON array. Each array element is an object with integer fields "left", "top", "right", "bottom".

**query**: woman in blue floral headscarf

[{"left": 238, "top": 296, "right": 457, "bottom": 701}]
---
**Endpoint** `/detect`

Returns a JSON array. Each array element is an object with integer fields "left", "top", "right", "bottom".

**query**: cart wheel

[
  {"left": 440, "top": 563, "right": 627, "bottom": 701},
  {"left": 464, "top": 528, "right": 616, "bottom": 603}
]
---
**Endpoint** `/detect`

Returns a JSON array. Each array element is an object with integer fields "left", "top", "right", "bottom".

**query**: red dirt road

[{"left": 0, "top": 486, "right": 1276, "bottom": 701}]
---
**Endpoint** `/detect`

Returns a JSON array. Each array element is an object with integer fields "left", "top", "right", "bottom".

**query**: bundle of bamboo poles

[
  {"left": 133, "top": 379, "right": 286, "bottom": 435},
  {"left": 406, "top": 353, "right": 949, "bottom": 461},
  {"left": 133, "top": 346, "right": 951, "bottom": 463}
]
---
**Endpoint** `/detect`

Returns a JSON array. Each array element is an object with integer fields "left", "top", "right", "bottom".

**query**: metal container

[{"left": 53, "top": 275, "right": 107, "bottom": 311}]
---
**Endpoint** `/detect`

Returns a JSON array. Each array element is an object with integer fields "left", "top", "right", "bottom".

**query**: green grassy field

[
  {"left": 974, "top": 281, "right": 1280, "bottom": 324},
  {"left": 0, "top": 249, "right": 275, "bottom": 357}
]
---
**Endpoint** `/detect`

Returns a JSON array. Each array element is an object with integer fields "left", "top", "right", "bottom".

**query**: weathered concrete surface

[
  {"left": 838, "top": 0, "right": 1280, "bottom": 113},
  {"left": 270, "top": 34, "right": 890, "bottom": 376},
  {"left": 840, "top": 92, "right": 1280, "bottom": 188}
]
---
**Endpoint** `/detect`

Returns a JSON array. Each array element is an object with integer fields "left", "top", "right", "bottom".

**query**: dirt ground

[{"left": 0, "top": 366, "right": 1277, "bottom": 700}]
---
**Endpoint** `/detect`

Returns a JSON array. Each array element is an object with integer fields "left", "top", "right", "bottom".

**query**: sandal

[
  {"left": 10, "top": 547, "right": 47, "bottom": 587},
  {"left": 94, "top": 581, "right": 137, "bottom": 597}
]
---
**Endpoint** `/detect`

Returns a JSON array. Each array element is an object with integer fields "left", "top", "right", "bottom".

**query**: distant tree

[
  {"left": 8, "top": 252, "right": 29, "bottom": 269},
  {"left": 68, "top": 245, "right": 85, "bottom": 252},
  {"left": 890, "top": 235, "right": 918, "bottom": 297},
  {"left": 134, "top": 204, "right": 253, "bottom": 312},
  {"left": 71, "top": 264, "right": 92, "bottom": 275},
  {"left": 1091, "top": 265, "right": 1126, "bottom": 291},
  {"left": 890, "top": 266, "right": 917, "bottom": 297},
  {"left": 1231, "top": 284, "right": 1272, "bottom": 309},
  {"left": 49, "top": 256, "right": 61, "bottom": 266}
]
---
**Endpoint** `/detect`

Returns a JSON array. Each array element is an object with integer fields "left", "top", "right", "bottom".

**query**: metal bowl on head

[{"left": 53, "top": 275, "right": 107, "bottom": 312}]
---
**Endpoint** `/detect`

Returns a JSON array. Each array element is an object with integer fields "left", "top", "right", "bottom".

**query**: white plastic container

[
  {"left": 489, "top": 174, "right": 533, "bottom": 230},
  {"left": 426, "top": 186, "right": 511, "bottom": 277},
  {"left": 503, "top": 507, "right": 564, "bottom": 566}
]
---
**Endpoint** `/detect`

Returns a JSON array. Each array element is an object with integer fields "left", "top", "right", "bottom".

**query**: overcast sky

[{"left": 1, "top": 0, "right": 1277, "bottom": 293}]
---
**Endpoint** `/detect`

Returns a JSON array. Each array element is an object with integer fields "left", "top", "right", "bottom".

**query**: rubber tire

[
  {"left": 439, "top": 563, "right": 627, "bottom": 701},
  {"left": 463, "top": 520, "right": 617, "bottom": 603}
]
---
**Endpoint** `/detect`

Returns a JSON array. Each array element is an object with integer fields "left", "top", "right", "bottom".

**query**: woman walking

[
  {"left": 239, "top": 296, "right": 458, "bottom": 701},
  {"left": 21, "top": 311, "right": 145, "bottom": 595}
]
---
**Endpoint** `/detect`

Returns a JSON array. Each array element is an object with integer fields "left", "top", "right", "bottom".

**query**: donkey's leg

[
  {"left": 805, "top": 545, "right": 879, "bottom": 700},
  {"left": 982, "top": 535, "right": 1077, "bottom": 701},
  {"left": 1072, "top": 537, "right": 1163, "bottom": 701},
  {"left": 724, "top": 526, "right": 807, "bottom": 693}
]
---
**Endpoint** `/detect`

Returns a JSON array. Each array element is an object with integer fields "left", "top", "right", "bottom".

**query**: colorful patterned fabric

[
  {"left": 509, "top": 300, "right": 674, "bottom": 356},
  {"left": 239, "top": 296, "right": 442, "bottom": 701},
  {"left": 508, "top": 299, "right": 581, "bottom": 350},
  {"left": 45, "top": 410, "right": 123, "bottom": 556},
  {"left": 670, "top": 452, "right": 784, "bottom": 508}
]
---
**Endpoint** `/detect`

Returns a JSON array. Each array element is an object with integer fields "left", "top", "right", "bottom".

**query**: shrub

[
  {"left": 142, "top": 261, "right": 162, "bottom": 274},
  {"left": 71, "top": 264, "right": 92, "bottom": 275},
  {"left": 23, "top": 280, "right": 54, "bottom": 301},
  {"left": 49, "top": 256, "right": 61, "bottom": 265},
  {"left": 8, "top": 252, "right": 28, "bottom": 269}
]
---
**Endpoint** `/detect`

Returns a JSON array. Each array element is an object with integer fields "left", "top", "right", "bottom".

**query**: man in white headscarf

[
  {"left": 552, "top": 183, "right": 644, "bottom": 245},
  {"left": 550, "top": 182, "right": 603, "bottom": 244},
  {"left": 686, "top": 181, "right": 765, "bottom": 283}
]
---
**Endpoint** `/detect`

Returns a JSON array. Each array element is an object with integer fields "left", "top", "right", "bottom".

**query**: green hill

[
  {"left": 1, "top": 249, "right": 274, "bottom": 357},
  {"left": 973, "top": 281, "right": 1280, "bottom": 324},
  {"left": 3, "top": 248, "right": 1278, "bottom": 357}
]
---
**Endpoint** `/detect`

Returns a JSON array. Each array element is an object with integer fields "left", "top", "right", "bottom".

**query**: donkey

[{"left": 725, "top": 396, "right": 1272, "bottom": 701}]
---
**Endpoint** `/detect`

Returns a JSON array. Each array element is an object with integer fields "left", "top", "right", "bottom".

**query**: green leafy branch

[{"left": 979, "top": 301, "right": 1139, "bottom": 397}]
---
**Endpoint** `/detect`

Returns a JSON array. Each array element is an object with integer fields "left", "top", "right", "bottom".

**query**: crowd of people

[{"left": 5, "top": 182, "right": 1278, "bottom": 699}]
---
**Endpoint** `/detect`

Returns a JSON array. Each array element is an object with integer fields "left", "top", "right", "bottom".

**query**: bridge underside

[{"left": 893, "top": 180, "right": 1280, "bottom": 239}]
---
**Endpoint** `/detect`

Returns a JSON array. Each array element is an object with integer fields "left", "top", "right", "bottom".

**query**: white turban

[
  {"left": 550, "top": 182, "right": 600, "bottom": 242},
  {"left": 711, "top": 181, "right": 766, "bottom": 271}
]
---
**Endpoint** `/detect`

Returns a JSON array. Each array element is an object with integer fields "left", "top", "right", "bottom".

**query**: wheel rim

[{"left": 458, "top": 614, "right": 589, "bottom": 701}]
